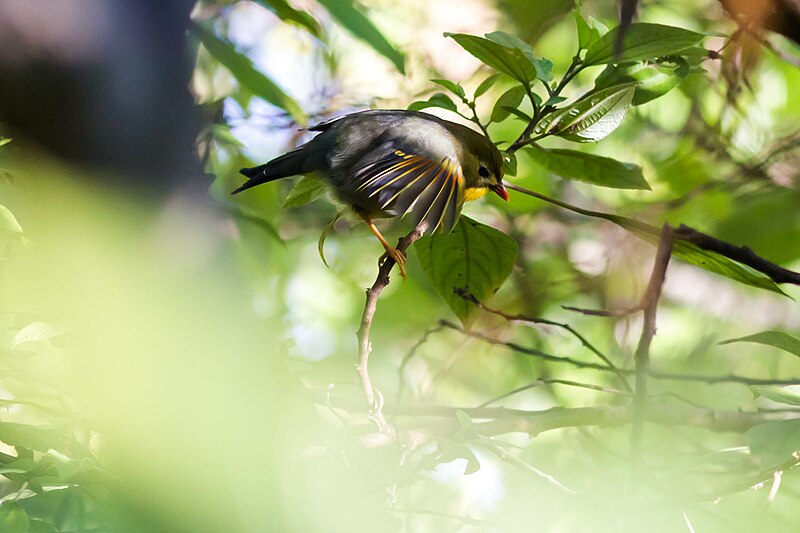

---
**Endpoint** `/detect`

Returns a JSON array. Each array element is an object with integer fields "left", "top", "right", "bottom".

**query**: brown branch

[
  {"left": 363, "top": 402, "right": 800, "bottom": 436},
  {"left": 673, "top": 224, "right": 800, "bottom": 285},
  {"left": 357, "top": 228, "right": 423, "bottom": 444},
  {"left": 479, "top": 441, "right": 577, "bottom": 493},
  {"left": 456, "top": 290, "right": 632, "bottom": 391},
  {"left": 506, "top": 183, "right": 800, "bottom": 287},
  {"left": 478, "top": 379, "right": 630, "bottom": 408},
  {"left": 439, "top": 319, "right": 800, "bottom": 386},
  {"left": 630, "top": 224, "right": 674, "bottom": 458}
]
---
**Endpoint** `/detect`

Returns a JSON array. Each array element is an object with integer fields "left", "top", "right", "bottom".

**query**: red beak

[{"left": 489, "top": 182, "right": 509, "bottom": 201}]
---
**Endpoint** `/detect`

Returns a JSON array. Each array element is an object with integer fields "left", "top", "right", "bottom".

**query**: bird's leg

[{"left": 358, "top": 212, "right": 406, "bottom": 278}]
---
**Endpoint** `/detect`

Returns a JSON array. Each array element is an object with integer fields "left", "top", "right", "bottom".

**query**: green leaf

[
  {"left": 13, "top": 322, "right": 72, "bottom": 348},
  {"left": 502, "top": 151, "right": 518, "bottom": 176},
  {"left": 490, "top": 86, "right": 527, "bottom": 123},
  {"left": 408, "top": 92, "right": 458, "bottom": 112},
  {"left": 445, "top": 33, "right": 538, "bottom": 83},
  {"left": 0, "top": 423, "right": 65, "bottom": 452},
  {"left": 455, "top": 409, "right": 473, "bottom": 429},
  {"left": 0, "top": 204, "right": 24, "bottom": 235},
  {"left": 536, "top": 83, "right": 636, "bottom": 142},
  {"left": 503, "top": 106, "right": 533, "bottom": 123},
  {"left": 416, "top": 216, "right": 517, "bottom": 326},
  {"left": 670, "top": 241, "right": 788, "bottom": 296},
  {"left": 317, "top": 213, "right": 342, "bottom": 269},
  {"left": 191, "top": 23, "right": 306, "bottom": 124},
  {"left": 526, "top": 145, "right": 650, "bottom": 190},
  {"left": 594, "top": 57, "right": 689, "bottom": 105},
  {"left": 508, "top": 190, "right": 786, "bottom": 295},
  {"left": 252, "top": 0, "right": 322, "bottom": 38},
  {"left": 0, "top": 137, "right": 11, "bottom": 148},
  {"left": 0, "top": 502, "right": 28, "bottom": 533},
  {"left": 317, "top": 0, "right": 405, "bottom": 73},
  {"left": 474, "top": 73, "right": 502, "bottom": 98},
  {"left": 752, "top": 385, "right": 800, "bottom": 406},
  {"left": 583, "top": 23, "right": 705, "bottom": 66},
  {"left": 484, "top": 31, "right": 553, "bottom": 81},
  {"left": 747, "top": 420, "right": 800, "bottom": 467},
  {"left": 210, "top": 124, "right": 244, "bottom": 148},
  {"left": 28, "top": 520, "right": 58, "bottom": 533},
  {"left": 575, "top": 12, "right": 601, "bottom": 50},
  {"left": 719, "top": 331, "right": 800, "bottom": 358},
  {"left": 438, "top": 444, "right": 481, "bottom": 475},
  {"left": 431, "top": 79, "right": 465, "bottom": 98},
  {"left": 282, "top": 176, "right": 327, "bottom": 208}
]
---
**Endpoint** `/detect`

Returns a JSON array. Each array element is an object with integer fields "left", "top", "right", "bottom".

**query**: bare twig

[
  {"left": 456, "top": 289, "right": 631, "bottom": 391},
  {"left": 357, "top": 228, "right": 423, "bottom": 443},
  {"left": 312, "top": 398, "right": 800, "bottom": 436},
  {"left": 478, "top": 379, "right": 630, "bottom": 408},
  {"left": 480, "top": 441, "right": 577, "bottom": 493},
  {"left": 439, "top": 320, "right": 800, "bottom": 386},
  {"left": 630, "top": 224, "right": 674, "bottom": 458},
  {"left": 397, "top": 322, "right": 447, "bottom": 398}
]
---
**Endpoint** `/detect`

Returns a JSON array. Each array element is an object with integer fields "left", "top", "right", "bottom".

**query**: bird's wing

[{"left": 352, "top": 147, "right": 464, "bottom": 233}]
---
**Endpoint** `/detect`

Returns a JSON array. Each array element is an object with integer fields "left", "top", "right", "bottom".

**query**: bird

[{"left": 233, "top": 109, "right": 509, "bottom": 277}]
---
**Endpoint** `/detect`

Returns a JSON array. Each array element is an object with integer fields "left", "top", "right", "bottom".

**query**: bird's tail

[{"left": 232, "top": 147, "right": 308, "bottom": 195}]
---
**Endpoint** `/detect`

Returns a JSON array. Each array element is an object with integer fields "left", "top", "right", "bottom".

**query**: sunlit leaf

[
  {"left": 283, "top": 176, "right": 327, "bottom": 208},
  {"left": 752, "top": 385, "right": 800, "bottom": 406},
  {"left": 0, "top": 422, "right": 65, "bottom": 452},
  {"left": 252, "top": 0, "right": 322, "bottom": 38},
  {"left": 431, "top": 79, "right": 465, "bottom": 99},
  {"left": 594, "top": 57, "right": 690, "bottom": 105},
  {"left": 485, "top": 31, "right": 553, "bottom": 81},
  {"left": 537, "top": 83, "right": 636, "bottom": 142},
  {"left": 583, "top": 23, "right": 705, "bottom": 66},
  {"left": 720, "top": 331, "right": 800, "bottom": 358},
  {"left": 1, "top": 204, "right": 24, "bottom": 235},
  {"left": 13, "top": 322, "right": 72, "bottom": 348},
  {"left": 408, "top": 92, "right": 458, "bottom": 112},
  {"left": 490, "top": 86, "right": 527, "bottom": 123},
  {"left": 526, "top": 145, "right": 650, "bottom": 190},
  {"left": 192, "top": 23, "right": 306, "bottom": 124},
  {"left": 575, "top": 12, "right": 600, "bottom": 50},
  {"left": 474, "top": 73, "right": 502, "bottom": 98},
  {"left": 445, "top": 33, "right": 538, "bottom": 83},
  {"left": 0, "top": 502, "right": 28, "bottom": 533},
  {"left": 317, "top": 0, "right": 405, "bottom": 73},
  {"left": 416, "top": 216, "right": 518, "bottom": 326},
  {"left": 746, "top": 420, "right": 800, "bottom": 467},
  {"left": 0, "top": 137, "right": 11, "bottom": 148},
  {"left": 670, "top": 241, "right": 788, "bottom": 297}
]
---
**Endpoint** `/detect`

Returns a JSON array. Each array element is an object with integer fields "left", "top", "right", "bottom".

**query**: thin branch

[
  {"left": 457, "top": 289, "right": 631, "bottom": 392},
  {"left": 397, "top": 322, "right": 447, "bottom": 398},
  {"left": 505, "top": 183, "right": 800, "bottom": 287},
  {"left": 673, "top": 224, "right": 800, "bottom": 285},
  {"left": 478, "top": 379, "right": 630, "bottom": 408},
  {"left": 439, "top": 320, "right": 800, "bottom": 386},
  {"left": 357, "top": 228, "right": 423, "bottom": 443},
  {"left": 630, "top": 224, "right": 674, "bottom": 458},
  {"left": 479, "top": 441, "right": 577, "bottom": 494},
  {"left": 374, "top": 403, "right": 800, "bottom": 436}
]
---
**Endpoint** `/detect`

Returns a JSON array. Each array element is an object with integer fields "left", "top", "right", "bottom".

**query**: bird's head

[{"left": 459, "top": 129, "right": 508, "bottom": 203}]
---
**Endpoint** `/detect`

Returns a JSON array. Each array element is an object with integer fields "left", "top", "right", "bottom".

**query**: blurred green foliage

[{"left": 2, "top": 0, "right": 800, "bottom": 532}]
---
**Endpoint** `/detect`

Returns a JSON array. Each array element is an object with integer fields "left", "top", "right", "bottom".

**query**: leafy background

[{"left": 1, "top": 0, "right": 800, "bottom": 531}]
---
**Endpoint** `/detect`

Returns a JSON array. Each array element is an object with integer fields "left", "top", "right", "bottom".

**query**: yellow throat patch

[{"left": 462, "top": 186, "right": 488, "bottom": 202}]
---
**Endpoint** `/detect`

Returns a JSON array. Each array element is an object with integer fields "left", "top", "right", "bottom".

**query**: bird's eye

[{"left": 478, "top": 166, "right": 490, "bottom": 178}]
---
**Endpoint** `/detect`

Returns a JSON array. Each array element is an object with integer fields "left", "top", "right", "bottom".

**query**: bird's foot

[{"left": 379, "top": 247, "right": 407, "bottom": 278}]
